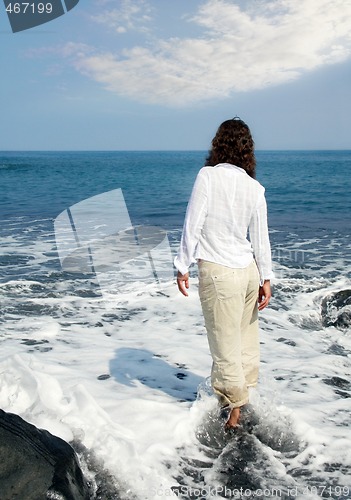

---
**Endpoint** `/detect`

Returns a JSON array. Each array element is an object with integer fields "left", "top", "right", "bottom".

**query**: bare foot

[{"left": 225, "top": 406, "right": 241, "bottom": 429}]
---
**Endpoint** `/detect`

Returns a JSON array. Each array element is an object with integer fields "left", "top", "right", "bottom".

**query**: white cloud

[
  {"left": 67, "top": 0, "right": 351, "bottom": 106},
  {"left": 92, "top": 0, "right": 153, "bottom": 34}
]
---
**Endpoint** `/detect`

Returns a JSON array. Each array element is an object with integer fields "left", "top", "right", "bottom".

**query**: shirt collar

[{"left": 215, "top": 163, "right": 246, "bottom": 174}]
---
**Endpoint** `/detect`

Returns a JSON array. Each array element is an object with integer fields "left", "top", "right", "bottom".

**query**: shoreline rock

[
  {"left": 0, "top": 409, "right": 91, "bottom": 500},
  {"left": 321, "top": 289, "right": 351, "bottom": 330}
]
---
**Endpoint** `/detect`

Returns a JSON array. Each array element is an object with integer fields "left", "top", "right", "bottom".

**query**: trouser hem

[{"left": 216, "top": 393, "right": 249, "bottom": 409}]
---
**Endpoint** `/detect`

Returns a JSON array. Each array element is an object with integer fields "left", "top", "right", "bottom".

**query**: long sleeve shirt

[{"left": 174, "top": 163, "right": 274, "bottom": 283}]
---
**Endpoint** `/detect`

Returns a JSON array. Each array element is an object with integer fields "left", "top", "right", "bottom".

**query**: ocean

[{"left": 0, "top": 151, "right": 350, "bottom": 499}]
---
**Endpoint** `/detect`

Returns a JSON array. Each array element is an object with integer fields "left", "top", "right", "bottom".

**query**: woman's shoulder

[
  {"left": 198, "top": 165, "right": 213, "bottom": 173},
  {"left": 197, "top": 165, "right": 265, "bottom": 193},
  {"left": 251, "top": 176, "right": 265, "bottom": 190},
  {"left": 250, "top": 178, "right": 266, "bottom": 201},
  {"left": 196, "top": 166, "right": 213, "bottom": 178}
]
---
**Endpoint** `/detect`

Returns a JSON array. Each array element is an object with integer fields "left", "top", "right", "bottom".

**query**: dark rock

[
  {"left": 321, "top": 289, "right": 351, "bottom": 330},
  {"left": 322, "top": 376, "right": 351, "bottom": 399},
  {"left": 276, "top": 337, "right": 297, "bottom": 346},
  {"left": 323, "top": 376, "right": 351, "bottom": 390},
  {"left": 0, "top": 409, "right": 91, "bottom": 500}
]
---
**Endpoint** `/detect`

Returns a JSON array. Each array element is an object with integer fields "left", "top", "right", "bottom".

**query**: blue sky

[{"left": 1, "top": 0, "right": 351, "bottom": 150}]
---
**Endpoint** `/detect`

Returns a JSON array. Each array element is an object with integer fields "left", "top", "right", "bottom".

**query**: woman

[{"left": 174, "top": 118, "right": 274, "bottom": 429}]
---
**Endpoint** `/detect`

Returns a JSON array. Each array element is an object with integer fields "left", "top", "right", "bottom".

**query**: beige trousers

[{"left": 198, "top": 259, "right": 260, "bottom": 408}]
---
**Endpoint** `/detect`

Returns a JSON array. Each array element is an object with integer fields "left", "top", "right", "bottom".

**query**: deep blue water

[
  {"left": 258, "top": 150, "right": 351, "bottom": 232},
  {"left": 0, "top": 151, "right": 201, "bottom": 228},
  {"left": 1, "top": 150, "right": 350, "bottom": 232}
]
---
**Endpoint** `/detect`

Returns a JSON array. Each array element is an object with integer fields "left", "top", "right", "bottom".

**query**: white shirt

[{"left": 174, "top": 163, "right": 274, "bottom": 283}]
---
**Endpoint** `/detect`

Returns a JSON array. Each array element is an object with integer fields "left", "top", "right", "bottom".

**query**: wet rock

[
  {"left": 323, "top": 376, "right": 351, "bottom": 398},
  {"left": 0, "top": 409, "right": 91, "bottom": 500},
  {"left": 321, "top": 289, "right": 351, "bottom": 330}
]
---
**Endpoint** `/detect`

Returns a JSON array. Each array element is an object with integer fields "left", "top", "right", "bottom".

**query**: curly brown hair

[{"left": 205, "top": 118, "right": 256, "bottom": 178}]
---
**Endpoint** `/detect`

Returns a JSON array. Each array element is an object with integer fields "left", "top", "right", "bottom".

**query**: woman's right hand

[{"left": 177, "top": 271, "right": 190, "bottom": 297}]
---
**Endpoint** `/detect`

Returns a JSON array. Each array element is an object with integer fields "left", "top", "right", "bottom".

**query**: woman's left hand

[
  {"left": 177, "top": 271, "right": 189, "bottom": 297},
  {"left": 258, "top": 280, "right": 272, "bottom": 310}
]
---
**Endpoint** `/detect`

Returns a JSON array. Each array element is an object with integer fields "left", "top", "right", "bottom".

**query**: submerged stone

[{"left": 321, "top": 289, "right": 351, "bottom": 330}]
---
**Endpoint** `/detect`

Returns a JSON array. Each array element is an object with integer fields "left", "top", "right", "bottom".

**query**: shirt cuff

[
  {"left": 259, "top": 271, "right": 275, "bottom": 286},
  {"left": 174, "top": 256, "right": 189, "bottom": 276}
]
